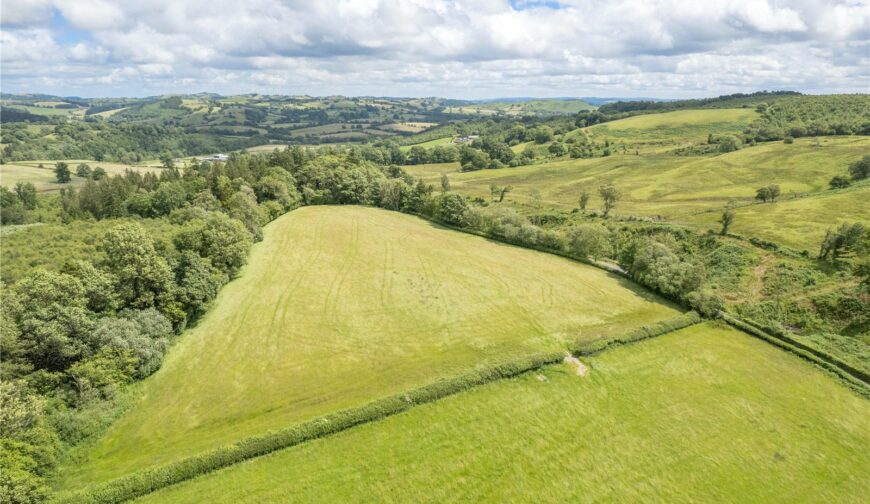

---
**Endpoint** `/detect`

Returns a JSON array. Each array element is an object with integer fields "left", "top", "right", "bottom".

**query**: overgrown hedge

[
  {"left": 53, "top": 312, "right": 701, "bottom": 503},
  {"left": 415, "top": 212, "right": 627, "bottom": 275},
  {"left": 571, "top": 311, "right": 702, "bottom": 355},
  {"left": 720, "top": 312, "right": 870, "bottom": 395}
]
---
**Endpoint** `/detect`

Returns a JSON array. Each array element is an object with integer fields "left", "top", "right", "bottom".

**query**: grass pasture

[
  {"left": 5, "top": 104, "right": 86, "bottom": 118},
  {"left": 379, "top": 121, "right": 438, "bottom": 133},
  {"left": 243, "top": 143, "right": 291, "bottom": 153},
  {"left": 0, "top": 161, "right": 163, "bottom": 192},
  {"left": 399, "top": 136, "right": 456, "bottom": 151},
  {"left": 57, "top": 205, "right": 681, "bottom": 490},
  {"left": 138, "top": 322, "right": 870, "bottom": 503},
  {"left": 686, "top": 184, "right": 870, "bottom": 252},
  {"left": 405, "top": 136, "right": 870, "bottom": 243},
  {"left": 580, "top": 108, "right": 759, "bottom": 151}
]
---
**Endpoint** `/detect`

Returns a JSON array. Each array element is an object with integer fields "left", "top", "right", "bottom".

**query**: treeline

[
  {"left": 598, "top": 91, "right": 802, "bottom": 114},
  {"left": 745, "top": 95, "right": 870, "bottom": 141},
  {"left": 400, "top": 119, "right": 583, "bottom": 170},
  {"left": 0, "top": 108, "right": 51, "bottom": 124},
  {"left": 0, "top": 122, "right": 262, "bottom": 163},
  {"left": 1, "top": 151, "right": 312, "bottom": 501}
]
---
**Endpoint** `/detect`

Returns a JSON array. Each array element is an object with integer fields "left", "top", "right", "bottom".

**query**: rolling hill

[
  {"left": 404, "top": 135, "right": 870, "bottom": 250},
  {"left": 56, "top": 205, "right": 682, "bottom": 490}
]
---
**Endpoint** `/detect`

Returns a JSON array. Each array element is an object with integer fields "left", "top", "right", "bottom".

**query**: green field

[
  {"left": 138, "top": 322, "right": 870, "bottom": 503},
  {"left": 405, "top": 136, "right": 870, "bottom": 244},
  {"left": 399, "top": 136, "right": 455, "bottom": 151},
  {"left": 0, "top": 161, "right": 163, "bottom": 192},
  {"left": 686, "top": 183, "right": 870, "bottom": 251},
  {"left": 57, "top": 205, "right": 681, "bottom": 490},
  {"left": 582, "top": 108, "right": 758, "bottom": 149},
  {"left": 4, "top": 104, "right": 86, "bottom": 117},
  {"left": 445, "top": 99, "right": 595, "bottom": 116}
]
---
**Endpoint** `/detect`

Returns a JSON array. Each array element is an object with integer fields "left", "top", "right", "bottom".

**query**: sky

[{"left": 1, "top": 0, "right": 868, "bottom": 99}]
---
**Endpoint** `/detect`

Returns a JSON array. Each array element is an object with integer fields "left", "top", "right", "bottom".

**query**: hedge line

[
  {"left": 570, "top": 311, "right": 702, "bottom": 355},
  {"left": 416, "top": 213, "right": 628, "bottom": 276},
  {"left": 733, "top": 315, "right": 869, "bottom": 384},
  {"left": 54, "top": 313, "right": 700, "bottom": 504},
  {"left": 422, "top": 214, "right": 870, "bottom": 393},
  {"left": 53, "top": 351, "right": 565, "bottom": 504},
  {"left": 720, "top": 312, "right": 870, "bottom": 396}
]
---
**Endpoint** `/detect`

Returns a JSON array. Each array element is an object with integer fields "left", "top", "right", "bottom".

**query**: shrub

[
  {"left": 829, "top": 175, "right": 851, "bottom": 189},
  {"left": 686, "top": 289, "right": 724, "bottom": 317},
  {"left": 435, "top": 193, "right": 469, "bottom": 227},
  {"left": 566, "top": 224, "right": 612, "bottom": 260}
]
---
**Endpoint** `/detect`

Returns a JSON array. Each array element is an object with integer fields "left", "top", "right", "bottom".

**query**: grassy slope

[
  {"left": 0, "top": 161, "right": 164, "bottom": 193},
  {"left": 57, "top": 205, "right": 680, "bottom": 490},
  {"left": 138, "top": 322, "right": 870, "bottom": 503},
  {"left": 406, "top": 136, "right": 870, "bottom": 244},
  {"left": 581, "top": 108, "right": 758, "bottom": 150},
  {"left": 399, "top": 136, "right": 455, "bottom": 151},
  {"left": 686, "top": 183, "right": 870, "bottom": 251}
]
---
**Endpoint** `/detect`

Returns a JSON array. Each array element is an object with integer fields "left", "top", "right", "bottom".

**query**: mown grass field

[
  {"left": 0, "top": 161, "right": 164, "bottom": 192},
  {"left": 57, "top": 205, "right": 681, "bottom": 490},
  {"left": 380, "top": 121, "right": 438, "bottom": 133},
  {"left": 137, "top": 322, "right": 870, "bottom": 503},
  {"left": 399, "top": 135, "right": 455, "bottom": 151},
  {"left": 407, "top": 136, "right": 870, "bottom": 242},
  {"left": 243, "top": 143, "right": 291, "bottom": 153}
]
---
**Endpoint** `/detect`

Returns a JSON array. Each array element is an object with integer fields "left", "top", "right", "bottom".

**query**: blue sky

[{"left": 1, "top": 0, "right": 868, "bottom": 98}]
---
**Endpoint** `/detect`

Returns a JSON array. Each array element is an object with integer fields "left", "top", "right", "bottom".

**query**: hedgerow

[
  {"left": 53, "top": 351, "right": 566, "bottom": 504},
  {"left": 719, "top": 313, "right": 870, "bottom": 395},
  {"left": 571, "top": 311, "right": 702, "bottom": 355},
  {"left": 53, "top": 314, "right": 701, "bottom": 504}
]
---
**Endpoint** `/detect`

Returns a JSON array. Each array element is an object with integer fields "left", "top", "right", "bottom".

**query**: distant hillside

[
  {"left": 443, "top": 98, "right": 594, "bottom": 116},
  {"left": 598, "top": 91, "right": 801, "bottom": 114}
]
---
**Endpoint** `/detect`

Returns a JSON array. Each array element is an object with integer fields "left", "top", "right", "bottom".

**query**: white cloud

[
  {"left": 53, "top": 0, "right": 126, "bottom": 31},
  {"left": 0, "top": 29, "right": 58, "bottom": 63},
  {"left": 1, "top": 0, "right": 867, "bottom": 97},
  {"left": 1, "top": 0, "right": 54, "bottom": 25}
]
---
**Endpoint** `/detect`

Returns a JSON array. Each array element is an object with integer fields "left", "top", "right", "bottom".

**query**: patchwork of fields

[
  {"left": 57, "top": 205, "right": 682, "bottom": 490},
  {"left": 138, "top": 322, "right": 870, "bottom": 503}
]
